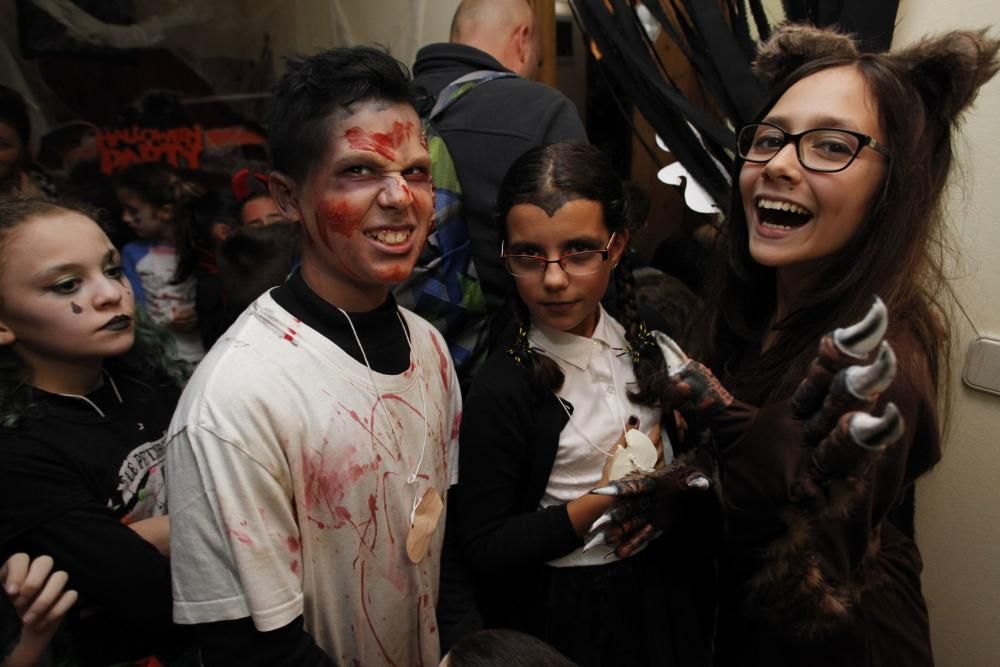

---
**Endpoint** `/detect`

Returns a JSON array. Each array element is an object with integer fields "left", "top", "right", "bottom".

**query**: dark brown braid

[
  {"left": 509, "top": 295, "right": 566, "bottom": 392},
  {"left": 614, "top": 251, "right": 666, "bottom": 406},
  {"left": 497, "top": 142, "right": 649, "bottom": 396}
]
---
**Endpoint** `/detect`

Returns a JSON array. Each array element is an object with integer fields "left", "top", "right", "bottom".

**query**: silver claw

[
  {"left": 582, "top": 530, "right": 608, "bottom": 552},
  {"left": 844, "top": 341, "right": 897, "bottom": 399},
  {"left": 656, "top": 332, "right": 689, "bottom": 372},
  {"left": 833, "top": 296, "right": 888, "bottom": 358},
  {"left": 848, "top": 403, "right": 904, "bottom": 451},
  {"left": 590, "top": 484, "right": 619, "bottom": 496},
  {"left": 589, "top": 512, "right": 613, "bottom": 531}
]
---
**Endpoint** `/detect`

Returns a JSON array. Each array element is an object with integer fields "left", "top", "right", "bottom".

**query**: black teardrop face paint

[{"left": 71, "top": 302, "right": 83, "bottom": 314}]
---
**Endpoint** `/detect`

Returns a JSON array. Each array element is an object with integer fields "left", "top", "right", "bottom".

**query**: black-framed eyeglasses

[
  {"left": 501, "top": 233, "right": 616, "bottom": 277},
  {"left": 737, "top": 122, "right": 890, "bottom": 173}
]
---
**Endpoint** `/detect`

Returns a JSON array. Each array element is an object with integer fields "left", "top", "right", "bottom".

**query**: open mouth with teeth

[
  {"left": 756, "top": 198, "right": 814, "bottom": 230},
  {"left": 365, "top": 228, "right": 412, "bottom": 245}
]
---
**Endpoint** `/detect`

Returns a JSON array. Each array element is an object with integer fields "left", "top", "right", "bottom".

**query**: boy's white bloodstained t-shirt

[{"left": 166, "top": 292, "right": 460, "bottom": 666}]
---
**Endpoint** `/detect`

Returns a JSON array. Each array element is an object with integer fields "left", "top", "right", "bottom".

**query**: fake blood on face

[
  {"left": 343, "top": 121, "right": 414, "bottom": 161},
  {"left": 380, "top": 265, "right": 409, "bottom": 283},
  {"left": 314, "top": 199, "right": 360, "bottom": 249}
]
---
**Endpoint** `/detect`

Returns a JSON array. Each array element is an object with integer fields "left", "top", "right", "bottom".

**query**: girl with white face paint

[{"left": 0, "top": 198, "right": 188, "bottom": 665}]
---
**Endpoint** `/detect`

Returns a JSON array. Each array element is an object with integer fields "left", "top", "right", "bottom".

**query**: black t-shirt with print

[{"left": 0, "top": 374, "right": 185, "bottom": 665}]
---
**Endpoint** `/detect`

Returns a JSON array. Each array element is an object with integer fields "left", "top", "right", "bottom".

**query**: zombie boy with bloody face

[{"left": 165, "top": 47, "right": 461, "bottom": 666}]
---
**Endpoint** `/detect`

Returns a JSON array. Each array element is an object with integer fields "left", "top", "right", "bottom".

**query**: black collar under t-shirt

[{"left": 270, "top": 270, "right": 410, "bottom": 375}]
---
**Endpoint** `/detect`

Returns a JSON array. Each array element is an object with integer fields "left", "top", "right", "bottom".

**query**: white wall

[
  {"left": 270, "top": 0, "right": 460, "bottom": 72},
  {"left": 894, "top": 2, "right": 1000, "bottom": 666},
  {"left": 340, "top": 0, "right": 460, "bottom": 65}
]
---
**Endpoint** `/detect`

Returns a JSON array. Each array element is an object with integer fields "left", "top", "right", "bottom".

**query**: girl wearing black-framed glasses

[
  {"left": 737, "top": 121, "right": 890, "bottom": 172},
  {"left": 451, "top": 142, "right": 712, "bottom": 667},
  {"left": 589, "top": 24, "right": 999, "bottom": 667}
]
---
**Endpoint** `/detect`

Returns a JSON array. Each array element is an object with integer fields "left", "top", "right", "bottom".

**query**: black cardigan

[
  {"left": 457, "top": 348, "right": 576, "bottom": 571},
  {"left": 456, "top": 346, "right": 574, "bottom": 628},
  {"left": 455, "top": 335, "right": 683, "bottom": 628}
]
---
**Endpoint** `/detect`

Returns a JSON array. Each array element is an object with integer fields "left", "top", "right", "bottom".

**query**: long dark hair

[
  {"left": 0, "top": 197, "right": 178, "bottom": 427},
  {"left": 704, "top": 27, "right": 999, "bottom": 404},
  {"left": 496, "top": 142, "right": 665, "bottom": 405}
]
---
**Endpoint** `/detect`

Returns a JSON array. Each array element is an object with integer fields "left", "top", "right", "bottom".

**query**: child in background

[
  {"left": 231, "top": 167, "right": 289, "bottom": 227},
  {"left": 214, "top": 166, "right": 299, "bottom": 331},
  {"left": 454, "top": 142, "right": 711, "bottom": 667},
  {"left": 0, "top": 87, "right": 33, "bottom": 197},
  {"left": 171, "top": 172, "right": 232, "bottom": 349},
  {"left": 0, "top": 86, "right": 55, "bottom": 199},
  {"left": 115, "top": 162, "right": 213, "bottom": 366},
  {"left": 0, "top": 197, "right": 186, "bottom": 665}
]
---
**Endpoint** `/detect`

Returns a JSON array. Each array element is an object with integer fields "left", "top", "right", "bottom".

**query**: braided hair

[{"left": 496, "top": 142, "right": 666, "bottom": 405}]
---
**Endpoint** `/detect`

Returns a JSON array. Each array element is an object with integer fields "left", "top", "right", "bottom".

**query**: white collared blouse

[{"left": 529, "top": 306, "right": 672, "bottom": 567}]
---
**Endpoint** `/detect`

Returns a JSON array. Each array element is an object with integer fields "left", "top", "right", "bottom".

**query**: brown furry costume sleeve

[{"left": 717, "top": 328, "right": 938, "bottom": 640}]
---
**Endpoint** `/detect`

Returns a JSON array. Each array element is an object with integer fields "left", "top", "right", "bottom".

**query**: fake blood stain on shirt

[
  {"left": 301, "top": 446, "right": 381, "bottom": 536},
  {"left": 430, "top": 334, "right": 450, "bottom": 392},
  {"left": 227, "top": 524, "right": 254, "bottom": 546}
]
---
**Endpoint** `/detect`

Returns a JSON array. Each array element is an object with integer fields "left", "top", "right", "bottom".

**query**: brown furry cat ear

[
  {"left": 894, "top": 29, "right": 1000, "bottom": 122},
  {"left": 753, "top": 23, "right": 859, "bottom": 90}
]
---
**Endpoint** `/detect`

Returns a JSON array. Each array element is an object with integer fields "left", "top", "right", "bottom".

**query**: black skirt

[{"left": 531, "top": 536, "right": 712, "bottom": 667}]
